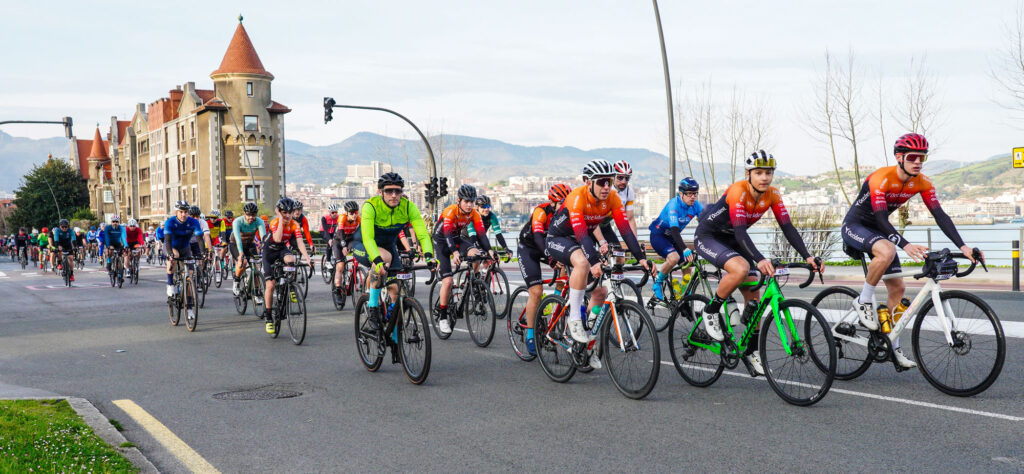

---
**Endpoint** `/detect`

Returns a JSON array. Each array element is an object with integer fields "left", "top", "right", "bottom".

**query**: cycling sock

[
  {"left": 368, "top": 288, "right": 381, "bottom": 308},
  {"left": 859, "top": 281, "right": 875, "bottom": 305},
  {"left": 655, "top": 272, "right": 666, "bottom": 284},
  {"left": 526, "top": 328, "right": 534, "bottom": 339},
  {"left": 705, "top": 294, "right": 725, "bottom": 314},
  {"left": 166, "top": 273, "right": 174, "bottom": 285},
  {"left": 568, "top": 288, "right": 584, "bottom": 322}
]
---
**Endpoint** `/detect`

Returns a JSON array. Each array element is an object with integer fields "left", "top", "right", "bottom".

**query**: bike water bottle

[
  {"left": 892, "top": 298, "right": 910, "bottom": 323},
  {"left": 739, "top": 299, "right": 759, "bottom": 326},
  {"left": 671, "top": 278, "right": 683, "bottom": 295},
  {"left": 877, "top": 304, "right": 892, "bottom": 334}
]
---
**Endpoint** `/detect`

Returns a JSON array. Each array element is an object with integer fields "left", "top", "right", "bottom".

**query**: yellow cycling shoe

[{"left": 265, "top": 321, "right": 276, "bottom": 334}]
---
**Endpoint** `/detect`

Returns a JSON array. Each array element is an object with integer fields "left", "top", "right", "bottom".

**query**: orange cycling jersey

[
  {"left": 338, "top": 213, "right": 360, "bottom": 236},
  {"left": 849, "top": 166, "right": 940, "bottom": 220},
  {"left": 518, "top": 202, "right": 559, "bottom": 250},
  {"left": 700, "top": 180, "right": 792, "bottom": 233},
  {"left": 434, "top": 204, "right": 487, "bottom": 249},
  {"left": 267, "top": 218, "right": 300, "bottom": 245},
  {"left": 548, "top": 185, "right": 644, "bottom": 260}
]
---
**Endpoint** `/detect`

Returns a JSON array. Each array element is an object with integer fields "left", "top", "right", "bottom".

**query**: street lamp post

[
  {"left": 652, "top": 0, "right": 676, "bottom": 194},
  {"left": 0, "top": 117, "right": 74, "bottom": 139}
]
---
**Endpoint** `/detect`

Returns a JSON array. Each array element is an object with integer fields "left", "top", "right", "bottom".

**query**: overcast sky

[{"left": 1, "top": 0, "right": 1022, "bottom": 175}]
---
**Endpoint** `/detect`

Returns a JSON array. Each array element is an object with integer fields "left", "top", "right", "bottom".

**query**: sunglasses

[
  {"left": 903, "top": 153, "right": 928, "bottom": 163},
  {"left": 682, "top": 192, "right": 698, "bottom": 197},
  {"left": 330, "top": 211, "right": 338, "bottom": 214},
  {"left": 615, "top": 175, "right": 630, "bottom": 182},
  {"left": 594, "top": 177, "right": 613, "bottom": 187},
  {"left": 382, "top": 188, "right": 404, "bottom": 196},
  {"left": 480, "top": 206, "right": 491, "bottom": 210}
]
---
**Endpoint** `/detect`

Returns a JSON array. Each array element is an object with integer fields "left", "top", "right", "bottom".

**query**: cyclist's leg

[
  {"left": 332, "top": 237, "right": 346, "bottom": 289},
  {"left": 262, "top": 244, "right": 278, "bottom": 319},
  {"left": 546, "top": 235, "right": 594, "bottom": 342},
  {"left": 517, "top": 243, "right": 545, "bottom": 331},
  {"left": 164, "top": 242, "right": 177, "bottom": 295},
  {"left": 383, "top": 242, "right": 403, "bottom": 304},
  {"left": 650, "top": 231, "right": 680, "bottom": 298},
  {"left": 434, "top": 236, "right": 455, "bottom": 312}
]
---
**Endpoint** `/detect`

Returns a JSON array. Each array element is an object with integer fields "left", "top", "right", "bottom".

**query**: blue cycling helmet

[
  {"left": 90, "top": 226, "right": 96, "bottom": 231},
  {"left": 678, "top": 177, "right": 699, "bottom": 193}
]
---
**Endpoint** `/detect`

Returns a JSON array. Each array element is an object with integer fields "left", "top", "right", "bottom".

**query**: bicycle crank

[{"left": 720, "top": 339, "right": 740, "bottom": 370}]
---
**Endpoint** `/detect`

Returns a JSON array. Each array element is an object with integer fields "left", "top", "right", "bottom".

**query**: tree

[
  {"left": 894, "top": 55, "right": 943, "bottom": 231},
  {"left": 991, "top": 4, "right": 1024, "bottom": 116},
  {"left": 10, "top": 157, "right": 89, "bottom": 230},
  {"left": 804, "top": 51, "right": 849, "bottom": 204}
]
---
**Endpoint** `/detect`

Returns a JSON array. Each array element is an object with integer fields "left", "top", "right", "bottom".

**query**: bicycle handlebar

[
  {"left": 748, "top": 257, "right": 823, "bottom": 292},
  {"left": 912, "top": 247, "right": 985, "bottom": 280}
]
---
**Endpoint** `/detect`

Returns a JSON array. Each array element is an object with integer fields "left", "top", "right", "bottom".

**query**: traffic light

[
  {"left": 62, "top": 117, "right": 73, "bottom": 139},
  {"left": 323, "top": 97, "right": 336, "bottom": 124},
  {"left": 439, "top": 177, "right": 448, "bottom": 197}
]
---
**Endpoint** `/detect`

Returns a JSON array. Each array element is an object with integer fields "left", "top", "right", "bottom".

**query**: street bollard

[{"left": 1013, "top": 240, "right": 1020, "bottom": 292}]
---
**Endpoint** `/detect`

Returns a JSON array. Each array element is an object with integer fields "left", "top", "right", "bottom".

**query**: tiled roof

[
  {"left": 267, "top": 100, "right": 291, "bottom": 113},
  {"left": 88, "top": 128, "right": 108, "bottom": 160},
  {"left": 210, "top": 21, "right": 273, "bottom": 79},
  {"left": 116, "top": 120, "right": 130, "bottom": 145},
  {"left": 196, "top": 89, "right": 216, "bottom": 103},
  {"left": 75, "top": 139, "right": 92, "bottom": 179},
  {"left": 192, "top": 97, "right": 228, "bottom": 115}
]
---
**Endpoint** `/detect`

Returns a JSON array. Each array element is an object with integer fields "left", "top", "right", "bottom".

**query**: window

[
  {"left": 244, "top": 115, "right": 258, "bottom": 132},
  {"left": 141, "top": 195, "right": 151, "bottom": 208},
  {"left": 190, "top": 122, "right": 195, "bottom": 138},
  {"left": 180, "top": 125, "right": 186, "bottom": 143},
  {"left": 192, "top": 186, "right": 198, "bottom": 204},
  {"left": 139, "top": 168, "right": 149, "bottom": 180},
  {"left": 246, "top": 82, "right": 253, "bottom": 97},
  {"left": 103, "top": 190, "right": 114, "bottom": 203},
  {"left": 242, "top": 149, "right": 262, "bottom": 168},
  {"left": 191, "top": 153, "right": 197, "bottom": 172},
  {"left": 244, "top": 184, "right": 261, "bottom": 202},
  {"left": 163, "top": 129, "right": 169, "bottom": 153}
]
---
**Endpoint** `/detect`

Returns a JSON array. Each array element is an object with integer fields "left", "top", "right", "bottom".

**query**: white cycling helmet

[
  {"left": 127, "top": 218, "right": 138, "bottom": 227},
  {"left": 745, "top": 149, "right": 777, "bottom": 170}
]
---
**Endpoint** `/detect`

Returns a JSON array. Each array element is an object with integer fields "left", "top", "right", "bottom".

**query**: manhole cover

[{"left": 212, "top": 389, "right": 302, "bottom": 401}]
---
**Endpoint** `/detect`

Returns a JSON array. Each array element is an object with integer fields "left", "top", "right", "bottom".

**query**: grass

[{"left": 0, "top": 399, "right": 136, "bottom": 473}]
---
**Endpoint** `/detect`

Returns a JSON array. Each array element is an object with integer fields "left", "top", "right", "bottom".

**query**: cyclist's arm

[
  {"left": 665, "top": 200, "right": 690, "bottom": 254},
  {"left": 471, "top": 213, "right": 492, "bottom": 252},
  {"left": 256, "top": 218, "right": 267, "bottom": 241},
  {"left": 770, "top": 194, "right": 810, "bottom": 259},
  {"left": 233, "top": 219, "right": 245, "bottom": 254},
  {"left": 610, "top": 204, "right": 644, "bottom": 261},
  {"left": 868, "top": 174, "right": 909, "bottom": 248},
  {"left": 360, "top": 202, "right": 383, "bottom": 264},
  {"left": 301, "top": 217, "right": 313, "bottom": 248},
  {"left": 530, "top": 207, "right": 548, "bottom": 251},
  {"left": 407, "top": 201, "right": 434, "bottom": 257},
  {"left": 119, "top": 228, "right": 127, "bottom": 247},
  {"left": 490, "top": 214, "right": 508, "bottom": 249},
  {"left": 920, "top": 187, "right": 966, "bottom": 248}
]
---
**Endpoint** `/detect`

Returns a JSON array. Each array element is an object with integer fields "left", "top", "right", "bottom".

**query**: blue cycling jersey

[
  {"left": 649, "top": 196, "right": 703, "bottom": 234},
  {"left": 162, "top": 217, "right": 203, "bottom": 249},
  {"left": 155, "top": 227, "right": 165, "bottom": 241},
  {"left": 86, "top": 231, "right": 98, "bottom": 242},
  {"left": 103, "top": 225, "right": 127, "bottom": 247}
]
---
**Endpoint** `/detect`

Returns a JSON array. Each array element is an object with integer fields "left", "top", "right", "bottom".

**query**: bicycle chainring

[
  {"left": 867, "top": 333, "right": 891, "bottom": 363},
  {"left": 720, "top": 339, "right": 740, "bottom": 370}
]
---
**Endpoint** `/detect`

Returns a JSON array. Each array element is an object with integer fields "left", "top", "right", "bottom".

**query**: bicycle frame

[
  {"left": 687, "top": 277, "right": 802, "bottom": 357},
  {"left": 830, "top": 273, "right": 954, "bottom": 348},
  {"left": 545, "top": 270, "right": 642, "bottom": 356}
]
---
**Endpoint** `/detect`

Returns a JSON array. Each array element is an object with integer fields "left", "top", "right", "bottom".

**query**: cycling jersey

[
  {"left": 126, "top": 227, "right": 144, "bottom": 247},
  {"left": 232, "top": 216, "right": 267, "bottom": 253},
  {"left": 696, "top": 180, "right": 808, "bottom": 264},
  {"left": 844, "top": 166, "right": 963, "bottom": 249},
  {"left": 356, "top": 196, "right": 433, "bottom": 264},
  {"left": 321, "top": 213, "right": 339, "bottom": 237},
  {"left": 466, "top": 212, "right": 507, "bottom": 249},
  {"left": 649, "top": 196, "right": 703, "bottom": 257},
  {"left": 434, "top": 204, "right": 490, "bottom": 251},
  {"left": 615, "top": 184, "right": 636, "bottom": 212},
  {"left": 86, "top": 231, "right": 98, "bottom": 242},
  {"left": 155, "top": 226, "right": 165, "bottom": 241},
  {"left": 518, "top": 202, "right": 558, "bottom": 252},
  {"left": 51, "top": 228, "right": 74, "bottom": 250},
  {"left": 15, "top": 234, "right": 28, "bottom": 248},
  {"left": 266, "top": 217, "right": 299, "bottom": 247},
  {"left": 37, "top": 233, "right": 49, "bottom": 247},
  {"left": 296, "top": 214, "right": 313, "bottom": 248},
  {"left": 189, "top": 219, "right": 210, "bottom": 246},
  {"left": 336, "top": 214, "right": 360, "bottom": 239},
  {"left": 162, "top": 217, "right": 203, "bottom": 249},
  {"left": 547, "top": 185, "right": 644, "bottom": 261},
  {"left": 102, "top": 225, "right": 127, "bottom": 248},
  {"left": 207, "top": 218, "right": 221, "bottom": 241}
]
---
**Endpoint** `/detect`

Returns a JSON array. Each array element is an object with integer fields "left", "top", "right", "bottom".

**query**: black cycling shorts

[
  {"left": 164, "top": 242, "right": 193, "bottom": 260},
  {"left": 432, "top": 235, "right": 473, "bottom": 279},
  {"left": 261, "top": 243, "right": 293, "bottom": 282},
  {"left": 545, "top": 235, "right": 599, "bottom": 267},
  {"left": 841, "top": 220, "right": 902, "bottom": 275},
  {"left": 230, "top": 240, "right": 259, "bottom": 261},
  {"left": 351, "top": 239, "right": 403, "bottom": 273},
  {"left": 517, "top": 242, "right": 547, "bottom": 288},
  {"left": 331, "top": 235, "right": 355, "bottom": 262},
  {"left": 693, "top": 228, "right": 758, "bottom": 275}
]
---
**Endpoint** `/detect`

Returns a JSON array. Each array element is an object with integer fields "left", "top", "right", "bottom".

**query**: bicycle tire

[
  {"left": 487, "top": 267, "right": 510, "bottom": 319},
  {"left": 602, "top": 300, "right": 660, "bottom": 399},
  {"left": 214, "top": 256, "right": 223, "bottom": 288},
  {"left": 286, "top": 281, "right": 307, "bottom": 345},
  {"left": 351, "top": 266, "right": 368, "bottom": 311},
  {"left": 251, "top": 268, "right": 265, "bottom": 317},
  {"left": 427, "top": 278, "right": 452, "bottom": 340},
  {"left": 506, "top": 286, "right": 536, "bottom": 361},
  {"left": 406, "top": 260, "right": 417, "bottom": 298},
  {"left": 760, "top": 299, "right": 836, "bottom": 406},
  {"left": 667, "top": 294, "right": 723, "bottom": 387},
  {"left": 911, "top": 290, "right": 1005, "bottom": 397},
  {"left": 398, "top": 297, "right": 431, "bottom": 384},
  {"left": 810, "top": 286, "right": 872, "bottom": 380},
  {"left": 354, "top": 294, "right": 384, "bottom": 371},
  {"left": 320, "top": 253, "right": 332, "bottom": 284},
  {"left": 646, "top": 277, "right": 674, "bottom": 333},
  {"left": 196, "top": 269, "right": 207, "bottom": 309},
  {"left": 185, "top": 277, "right": 199, "bottom": 332},
  {"left": 465, "top": 279, "right": 497, "bottom": 347},
  {"left": 63, "top": 266, "right": 71, "bottom": 287},
  {"left": 616, "top": 278, "right": 643, "bottom": 306},
  {"left": 536, "top": 294, "right": 576, "bottom": 383},
  {"left": 233, "top": 285, "right": 248, "bottom": 315}
]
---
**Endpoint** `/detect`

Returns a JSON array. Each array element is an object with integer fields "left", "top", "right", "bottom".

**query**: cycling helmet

[
  {"left": 678, "top": 177, "right": 700, "bottom": 193},
  {"left": 457, "top": 184, "right": 477, "bottom": 201},
  {"left": 582, "top": 159, "right": 615, "bottom": 178},
  {"left": 295, "top": 200, "right": 304, "bottom": 211},
  {"left": 377, "top": 172, "right": 405, "bottom": 189},
  {"left": 327, "top": 203, "right": 339, "bottom": 212},
  {"left": 174, "top": 200, "right": 190, "bottom": 211},
  {"left": 209, "top": 209, "right": 220, "bottom": 217},
  {"left": 548, "top": 183, "right": 572, "bottom": 203},
  {"left": 127, "top": 218, "right": 138, "bottom": 227},
  {"left": 894, "top": 133, "right": 929, "bottom": 154},
  {"left": 74, "top": 227, "right": 81, "bottom": 233},
  {"left": 475, "top": 195, "right": 491, "bottom": 208},
  {"left": 613, "top": 160, "right": 633, "bottom": 176},
  {"left": 243, "top": 202, "right": 258, "bottom": 215},
  {"left": 744, "top": 150, "right": 776, "bottom": 170},
  {"left": 276, "top": 197, "right": 296, "bottom": 213},
  {"left": 344, "top": 201, "right": 358, "bottom": 213},
  {"left": 224, "top": 210, "right": 234, "bottom": 218},
  {"left": 58, "top": 219, "right": 69, "bottom": 227},
  {"left": 89, "top": 226, "right": 95, "bottom": 231},
  {"left": 188, "top": 206, "right": 200, "bottom": 217},
  {"left": 42, "top": 227, "right": 49, "bottom": 233},
  {"left": 111, "top": 215, "right": 121, "bottom": 223}
]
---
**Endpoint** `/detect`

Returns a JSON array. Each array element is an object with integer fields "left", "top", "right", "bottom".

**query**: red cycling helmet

[
  {"left": 613, "top": 160, "right": 633, "bottom": 176},
  {"left": 548, "top": 183, "right": 572, "bottom": 203},
  {"left": 894, "top": 133, "right": 929, "bottom": 154}
]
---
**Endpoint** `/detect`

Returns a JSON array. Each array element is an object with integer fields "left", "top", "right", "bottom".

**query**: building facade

[{"left": 69, "top": 18, "right": 290, "bottom": 225}]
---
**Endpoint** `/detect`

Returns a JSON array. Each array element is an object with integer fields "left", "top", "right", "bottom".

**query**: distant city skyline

[{"left": 2, "top": 0, "right": 1023, "bottom": 176}]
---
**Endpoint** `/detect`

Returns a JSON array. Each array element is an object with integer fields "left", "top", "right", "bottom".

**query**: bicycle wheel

[
  {"left": 351, "top": 266, "right": 368, "bottom": 310},
  {"left": 486, "top": 267, "right": 510, "bottom": 319},
  {"left": 616, "top": 278, "right": 643, "bottom": 306},
  {"left": 667, "top": 294, "right": 723, "bottom": 387},
  {"left": 196, "top": 269, "right": 206, "bottom": 309},
  {"left": 331, "top": 279, "right": 346, "bottom": 311},
  {"left": 912, "top": 290, "right": 1005, "bottom": 397},
  {"left": 184, "top": 277, "right": 199, "bottom": 332},
  {"left": 354, "top": 294, "right": 384, "bottom": 371},
  {"left": 233, "top": 283, "right": 248, "bottom": 315},
  {"left": 506, "top": 286, "right": 536, "bottom": 361},
  {"left": 285, "top": 282, "right": 307, "bottom": 345},
  {"left": 63, "top": 266, "right": 71, "bottom": 287},
  {"left": 536, "top": 294, "right": 576, "bottom": 383},
  {"left": 320, "top": 253, "right": 332, "bottom": 284},
  {"left": 251, "top": 269, "right": 265, "bottom": 317},
  {"left": 810, "top": 286, "right": 872, "bottom": 380},
  {"left": 427, "top": 279, "right": 451, "bottom": 340},
  {"left": 213, "top": 256, "right": 223, "bottom": 288},
  {"left": 131, "top": 259, "right": 140, "bottom": 285},
  {"left": 760, "top": 300, "right": 836, "bottom": 406},
  {"left": 464, "top": 279, "right": 497, "bottom": 347},
  {"left": 168, "top": 290, "right": 181, "bottom": 326},
  {"left": 406, "top": 260, "right": 417, "bottom": 298},
  {"left": 602, "top": 300, "right": 660, "bottom": 399},
  {"left": 645, "top": 278, "right": 673, "bottom": 333},
  {"left": 398, "top": 297, "right": 432, "bottom": 384}
]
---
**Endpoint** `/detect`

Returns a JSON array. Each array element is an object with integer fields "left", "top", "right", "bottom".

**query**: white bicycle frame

[
  {"left": 604, "top": 270, "right": 639, "bottom": 352},
  {"left": 831, "top": 271, "right": 959, "bottom": 349}
]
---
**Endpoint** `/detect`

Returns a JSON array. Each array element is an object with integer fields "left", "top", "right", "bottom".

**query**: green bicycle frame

[{"left": 686, "top": 277, "right": 801, "bottom": 357}]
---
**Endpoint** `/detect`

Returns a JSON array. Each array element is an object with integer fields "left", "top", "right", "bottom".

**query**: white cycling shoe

[
  {"left": 854, "top": 301, "right": 879, "bottom": 331},
  {"left": 166, "top": 285, "right": 175, "bottom": 297},
  {"left": 892, "top": 348, "right": 918, "bottom": 369},
  {"left": 566, "top": 318, "right": 589, "bottom": 344},
  {"left": 743, "top": 353, "right": 765, "bottom": 377},
  {"left": 701, "top": 311, "right": 725, "bottom": 341},
  {"left": 438, "top": 318, "right": 452, "bottom": 335},
  {"left": 588, "top": 354, "right": 602, "bottom": 370}
]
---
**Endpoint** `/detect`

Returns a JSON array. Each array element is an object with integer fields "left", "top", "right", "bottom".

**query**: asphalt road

[{"left": 1, "top": 258, "right": 1023, "bottom": 472}]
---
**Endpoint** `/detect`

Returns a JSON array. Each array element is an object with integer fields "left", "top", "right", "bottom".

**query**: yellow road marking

[{"left": 112, "top": 399, "right": 220, "bottom": 473}]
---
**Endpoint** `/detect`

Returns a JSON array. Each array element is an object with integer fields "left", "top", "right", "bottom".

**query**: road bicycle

[
  {"left": 126, "top": 248, "right": 142, "bottom": 285},
  {"left": 264, "top": 260, "right": 308, "bottom": 344},
  {"left": 645, "top": 254, "right": 737, "bottom": 333},
  {"left": 58, "top": 250, "right": 73, "bottom": 287},
  {"left": 320, "top": 247, "right": 334, "bottom": 285},
  {"left": 331, "top": 253, "right": 369, "bottom": 311},
  {"left": 233, "top": 254, "right": 265, "bottom": 318},
  {"left": 534, "top": 260, "right": 661, "bottom": 400},
  {"left": 811, "top": 247, "right": 1003, "bottom": 397},
  {"left": 483, "top": 250, "right": 511, "bottom": 319},
  {"left": 108, "top": 250, "right": 125, "bottom": 288},
  {"left": 168, "top": 257, "right": 200, "bottom": 332},
  {"left": 212, "top": 245, "right": 230, "bottom": 288},
  {"left": 18, "top": 247, "right": 27, "bottom": 269},
  {"left": 429, "top": 254, "right": 499, "bottom": 347},
  {"left": 587, "top": 246, "right": 646, "bottom": 309},
  {"left": 668, "top": 259, "right": 836, "bottom": 406},
  {"left": 354, "top": 263, "right": 433, "bottom": 384},
  {"left": 506, "top": 267, "right": 568, "bottom": 362}
]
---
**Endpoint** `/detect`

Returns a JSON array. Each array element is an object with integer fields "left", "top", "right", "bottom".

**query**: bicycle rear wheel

[
  {"left": 354, "top": 295, "right": 384, "bottom": 371},
  {"left": 185, "top": 277, "right": 199, "bottom": 332},
  {"left": 912, "top": 290, "right": 1005, "bottom": 397},
  {"left": 602, "top": 300, "right": 660, "bottom": 399},
  {"left": 487, "top": 267, "right": 510, "bottom": 319},
  {"left": 251, "top": 268, "right": 265, "bottom": 317},
  {"left": 667, "top": 294, "right": 723, "bottom": 387},
  {"left": 168, "top": 279, "right": 182, "bottom": 326},
  {"left": 645, "top": 279, "right": 673, "bottom": 333},
  {"left": 465, "top": 279, "right": 497, "bottom": 347},
  {"left": 506, "top": 286, "right": 536, "bottom": 361},
  {"left": 398, "top": 297, "right": 431, "bottom": 384},
  {"left": 427, "top": 279, "right": 451, "bottom": 340},
  {"left": 213, "top": 256, "right": 223, "bottom": 288},
  {"left": 351, "top": 266, "right": 368, "bottom": 310},
  {"left": 320, "top": 253, "right": 332, "bottom": 284},
  {"left": 285, "top": 281, "right": 307, "bottom": 345},
  {"left": 760, "top": 300, "right": 836, "bottom": 406},
  {"left": 536, "top": 295, "right": 576, "bottom": 383},
  {"left": 296, "top": 265, "right": 309, "bottom": 300},
  {"left": 810, "top": 286, "right": 872, "bottom": 380}
]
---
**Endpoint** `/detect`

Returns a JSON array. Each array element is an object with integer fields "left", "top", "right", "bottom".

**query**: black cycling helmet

[
  {"left": 475, "top": 195, "right": 491, "bottom": 208},
  {"left": 276, "top": 197, "right": 296, "bottom": 213},
  {"left": 678, "top": 177, "right": 699, "bottom": 193},
  {"left": 457, "top": 184, "right": 477, "bottom": 201},
  {"left": 188, "top": 205, "right": 201, "bottom": 217},
  {"left": 175, "top": 200, "right": 190, "bottom": 211},
  {"left": 295, "top": 200, "right": 304, "bottom": 211},
  {"left": 58, "top": 219, "right": 69, "bottom": 227},
  {"left": 243, "top": 202, "right": 258, "bottom": 215},
  {"left": 224, "top": 210, "right": 234, "bottom": 218},
  {"left": 344, "top": 201, "right": 358, "bottom": 213},
  {"left": 377, "top": 172, "right": 405, "bottom": 189}
]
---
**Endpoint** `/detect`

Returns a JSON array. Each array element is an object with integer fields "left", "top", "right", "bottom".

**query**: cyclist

[
  {"left": 842, "top": 133, "right": 982, "bottom": 369},
  {"left": 292, "top": 200, "right": 314, "bottom": 252},
  {"left": 546, "top": 159, "right": 653, "bottom": 352},
  {"left": 187, "top": 206, "right": 212, "bottom": 262},
  {"left": 14, "top": 228, "right": 29, "bottom": 264},
  {"left": 103, "top": 217, "right": 128, "bottom": 274},
  {"left": 217, "top": 210, "right": 235, "bottom": 264},
  {"left": 433, "top": 184, "right": 498, "bottom": 335},
  {"left": 162, "top": 201, "right": 204, "bottom": 324},
  {"left": 465, "top": 195, "right": 509, "bottom": 251},
  {"left": 125, "top": 219, "right": 145, "bottom": 278},
  {"left": 517, "top": 183, "right": 572, "bottom": 355},
  {"left": 206, "top": 210, "right": 222, "bottom": 246},
  {"left": 231, "top": 202, "right": 267, "bottom": 296},
  {"left": 611, "top": 160, "right": 638, "bottom": 233},
  {"left": 649, "top": 177, "right": 703, "bottom": 301},
  {"left": 261, "top": 198, "right": 312, "bottom": 334},
  {"left": 73, "top": 227, "right": 87, "bottom": 264},
  {"left": 351, "top": 173, "right": 435, "bottom": 330},
  {"left": 85, "top": 226, "right": 98, "bottom": 258},
  {"left": 693, "top": 150, "right": 820, "bottom": 375},
  {"left": 321, "top": 203, "right": 340, "bottom": 263},
  {"left": 330, "top": 201, "right": 361, "bottom": 296},
  {"left": 51, "top": 219, "right": 76, "bottom": 281},
  {"left": 37, "top": 227, "right": 50, "bottom": 270}
]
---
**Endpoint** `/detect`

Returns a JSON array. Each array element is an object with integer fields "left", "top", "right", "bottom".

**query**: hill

[{"left": 0, "top": 130, "right": 70, "bottom": 192}]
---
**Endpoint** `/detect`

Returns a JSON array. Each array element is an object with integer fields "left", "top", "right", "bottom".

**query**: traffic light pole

[
  {"left": 323, "top": 98, "right": 438, "bottom": 218},
  {"left": 0, "top": 118, "right": 74, "bottom": 139}
]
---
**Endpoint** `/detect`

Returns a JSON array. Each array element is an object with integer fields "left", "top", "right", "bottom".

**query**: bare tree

[
  {"left": 726, "top": 86, "right": 746, "bottom": 183},
  {"left": 832, "top": 49, "right": 867, "bottom": 184},
  {"left": 991, "top": 3, "right": 1024, "bottom": 115},
  {"left": 804, "top": 50, "right": 851, "bottom": 204},
  {"left": 893, "top": 55, "right": 943, "bottom": 231},
  {"left": 673, "top": 87, "right": 696, "bottom": 179}
]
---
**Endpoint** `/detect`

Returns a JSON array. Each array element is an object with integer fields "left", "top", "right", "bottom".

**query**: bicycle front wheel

[
  {"left": 810, "top": 286, "right": 872, "bottom": 380},
  {"left": 168, "top": 282, "right": 182, "bottom": 326},
  {"left": 320, "top": 253, "right": 332, "bottom": 284},
  {"left": 506, "top": 286, "right": 536, "bottom": 361},
  {"left": 285, "top": 282, "right": 307, "bottom": 345},
  {"left": 184, "top": 277, "right": 199, "bottom": 332},
  {"left": 912, "top": 290, "right": 1005, "bottom": 397},
  {"left": 667, "top": 294, "right": 723, "bottom": 387},
  {"left": 602, "top": 300, "right": 660, "bottom": 400},
  {"left": 465, "top": 280, "right": 497, "bottom": 347},
  {"left": 354, "top": 295, "right": 384, "bottom": 371},
  {"left": 535, "top": 295, "right": 576, "bottom": 383},
  {"left": 487, "top": 267, "right": 510, "bottom": 319},
  {"left": 760, "top": 299, "right": 836, "bottom": 406},
  {"left": 398, "top": 297, "right": 431, "bottom": 385},
  {"left": 427, "top": 279, "right": 451, "bottom": 340}
]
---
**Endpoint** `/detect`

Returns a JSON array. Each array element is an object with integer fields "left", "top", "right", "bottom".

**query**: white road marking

[{"left": 819, "top": 308, "right": 1024, "bottom": 339}]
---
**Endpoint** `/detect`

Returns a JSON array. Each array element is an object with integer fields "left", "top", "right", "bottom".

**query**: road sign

[{"left": 1014, "top": 147, "right": 1024, "bottom": 168}]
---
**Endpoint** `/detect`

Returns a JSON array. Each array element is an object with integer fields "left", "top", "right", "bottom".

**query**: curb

[{"left": 65, "top": 397, "right": 159, "bottom": 474}]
